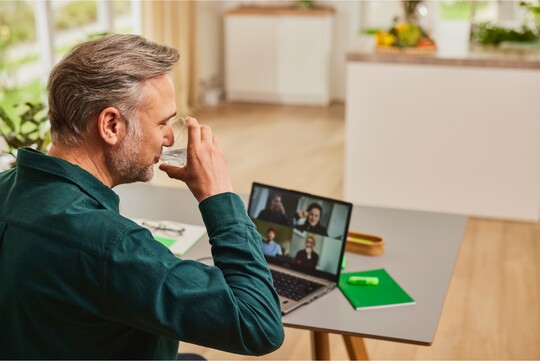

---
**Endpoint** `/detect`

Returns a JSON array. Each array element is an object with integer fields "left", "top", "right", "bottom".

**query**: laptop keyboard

[{"left": 270, "top": 269, "right": 325, "bottom": 301}]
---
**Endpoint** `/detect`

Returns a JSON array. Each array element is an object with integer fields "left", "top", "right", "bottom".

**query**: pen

[{"left": 347, "top": 276, "right": 379, "bottom": 286}]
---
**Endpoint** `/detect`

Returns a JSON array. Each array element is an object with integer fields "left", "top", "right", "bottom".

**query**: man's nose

[{"left": 163, "top": 125, "right": 175, "bottom": 147}]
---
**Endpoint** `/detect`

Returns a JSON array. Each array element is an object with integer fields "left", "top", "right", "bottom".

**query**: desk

[{"left": 116, "top": 183, "right": 467, "bottom": 359}]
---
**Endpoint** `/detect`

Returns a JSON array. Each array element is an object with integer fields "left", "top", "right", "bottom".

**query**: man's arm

[
  {"left": 141, "top": 117, "right": 284, "bottom": 354},
  {"left": 198, "top": 192, "right": 284, "bottom": 354},
  {"left": 105, "top": 193, "right": 283, "bottom": 355}
]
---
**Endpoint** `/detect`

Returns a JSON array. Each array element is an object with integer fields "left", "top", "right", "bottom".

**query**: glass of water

[{"left": 160, "top": 116, "right": 187, "bottom": 167}]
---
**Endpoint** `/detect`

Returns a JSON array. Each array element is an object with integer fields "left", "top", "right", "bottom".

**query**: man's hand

[{"left": 159, "top": 117, "right": 233, "bottom": 202}]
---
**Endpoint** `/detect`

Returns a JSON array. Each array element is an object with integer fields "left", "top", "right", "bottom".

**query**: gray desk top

[{"left": 115, "top": 183, "right": 467, "bottom": 346}]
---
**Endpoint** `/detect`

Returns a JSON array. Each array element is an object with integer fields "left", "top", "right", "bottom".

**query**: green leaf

[
  {"left": 0, "top": 106, "right": 17, "bottom": 132},
  {"left": 0, "top": 102, "right": 51, "bottom": 155}
]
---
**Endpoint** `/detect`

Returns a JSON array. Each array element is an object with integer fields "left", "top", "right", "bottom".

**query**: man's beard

[{"left": 108, "top": 127, "right": 155, "bottom": 184}]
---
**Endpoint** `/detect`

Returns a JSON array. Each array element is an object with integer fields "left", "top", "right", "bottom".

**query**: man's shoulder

[
  {"left": 258, "top": 209, "right": 271, "bottom": 216},
  {"left": 0, "top": 168, "right": 16, "bottom": 195},
  {"left": 4, "top": 180, "right": 138, "bottom": 254}
]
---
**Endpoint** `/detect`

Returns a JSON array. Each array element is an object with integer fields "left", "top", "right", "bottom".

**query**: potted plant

[
  {"left": 471, "top": 1, "right": 540, "bottom": 48},
  {"left": 0, "top": 101, "right": 50, "bottom": 169}
]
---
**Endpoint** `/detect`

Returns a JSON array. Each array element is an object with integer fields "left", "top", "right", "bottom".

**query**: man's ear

[{"left": 97, "top": 107, "right": 124, "bottom": 145}]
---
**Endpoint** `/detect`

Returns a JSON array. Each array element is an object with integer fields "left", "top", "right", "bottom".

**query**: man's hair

[{"left": 47, "top": 34, "right": 180, "bottom": 145}]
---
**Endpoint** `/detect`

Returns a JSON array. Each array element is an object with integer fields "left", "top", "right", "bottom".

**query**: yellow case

[{"left": 346, "top": 231, "right": 385, "bottom": 256}]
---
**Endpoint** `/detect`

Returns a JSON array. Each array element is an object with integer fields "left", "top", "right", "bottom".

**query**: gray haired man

[{"left": 0, "top": 34, "right": 283, "bottom": 359}]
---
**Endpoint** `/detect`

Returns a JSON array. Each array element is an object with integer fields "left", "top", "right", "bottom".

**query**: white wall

[
  {"left": 321, "top": 0, "right": 355, "bottom": 101},
  {"left": 196, "top": 1, "right": 360, "bottom": 103},
  {"left": 196, "top": 1, "right": 224, "bottom": 90}
]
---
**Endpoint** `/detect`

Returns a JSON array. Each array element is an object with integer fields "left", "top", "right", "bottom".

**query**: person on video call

[
  {"left": 257, "top": 194, "right": 290, "bottom": 226},
  {"left": 0, "top": 34, "right": 284, "bottom": 359},
  {"left": 294, "top": 235, "right": 319, "bottom": 269},
  {"left": 262, "top": 228, "right": 282, "bottom": 257},
  {"left": 294, "top": 202, "right": 328, "bottom": 236}
]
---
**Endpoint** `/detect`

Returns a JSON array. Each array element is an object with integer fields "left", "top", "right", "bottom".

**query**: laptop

[{"left": 247, "top": 182, "right": 353, "bottom": 315}]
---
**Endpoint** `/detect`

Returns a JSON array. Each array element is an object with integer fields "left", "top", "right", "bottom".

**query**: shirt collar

[{"left": 16, "top": 147, "right": 120, "bottom": 212}]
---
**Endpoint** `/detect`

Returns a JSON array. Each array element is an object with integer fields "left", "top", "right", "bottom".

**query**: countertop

[
  {"left": 225, "top": 6, "right": 334, "bottom": 16},
  {"left": 347, "top": 45, "right": 540, "bottom": 70}
]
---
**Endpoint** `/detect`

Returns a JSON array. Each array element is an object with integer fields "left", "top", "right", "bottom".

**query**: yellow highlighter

[{"left": 347, "top": 276, "right": 380, "bottom": 286}]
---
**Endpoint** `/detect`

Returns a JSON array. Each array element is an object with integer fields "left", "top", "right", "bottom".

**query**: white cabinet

[
  {"left": 225, "top": 8, "right": 333, "bottom": 105},
  {"left": 225, "top": 16, "right": 276, "bottom": 97}
]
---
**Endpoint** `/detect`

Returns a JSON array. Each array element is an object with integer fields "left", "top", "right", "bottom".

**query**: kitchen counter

[
  {"left": 344, "top": 43, "right": 540, "bottom": 221},
  {"left": 225, "top": 6, "right": 334, "bottom": 16},
  {"left": 347, "top": 45, "right": 540, "bottom": 70}
]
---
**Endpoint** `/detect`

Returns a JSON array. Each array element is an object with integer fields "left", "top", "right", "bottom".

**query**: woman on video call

[
  {"left": 294, "top": 203, "right": 328, "bottom": 236},
  {"left": 294, "top": 235, "right": 319, "bottom": 269}
]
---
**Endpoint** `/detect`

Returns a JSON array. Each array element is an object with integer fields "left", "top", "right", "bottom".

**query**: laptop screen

[{"left": 247, "top": 182, "right": 353, "bottom": 282}]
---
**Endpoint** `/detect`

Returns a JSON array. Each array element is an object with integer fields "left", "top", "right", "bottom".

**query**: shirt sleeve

[{"left": 104, "top": 192, "right": 284, "bottom": 356}]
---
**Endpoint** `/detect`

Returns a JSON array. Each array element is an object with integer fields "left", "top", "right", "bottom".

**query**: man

[
  {"left": 0, "top": 34, "right": 283, "bottom": 359},
  {"left": 257, "top": 194, "right": 289, "bottom": 226},
  {"left": 262, "top": 228, "right": 282, "bottom": 257}
]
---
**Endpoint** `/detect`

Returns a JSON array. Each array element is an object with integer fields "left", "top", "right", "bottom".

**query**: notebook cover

[{"left": 338, "top": 268, "right": 415, "bottom": 310}]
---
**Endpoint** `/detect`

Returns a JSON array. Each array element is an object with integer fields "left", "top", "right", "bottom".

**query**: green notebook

[{"left": 339, "top": 268, "right": 416, "bottom": 310}]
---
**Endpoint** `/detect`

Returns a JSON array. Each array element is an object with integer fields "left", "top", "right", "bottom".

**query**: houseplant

[
  {"left": 472, "top": 1, "right": 540, "bottom": 48},
  {"left": 0, "top": 101, "right": 50, "bottom": 169}
]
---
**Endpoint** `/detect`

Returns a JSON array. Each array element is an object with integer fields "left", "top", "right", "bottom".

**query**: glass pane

[
  {"left": 52, "top": 0, "right": 98, "bottom": 33},
  {"left": 0, "top": 0, "right": 42, "bottom": 110},
  {"left": 439, "top": 1, "right": 473, "bottom": 21},
  {"left": 112, "top": 0, "right": 135, "bottom": 34},
  {"left": 439, "top": 1, "right": 497, "bottom": 22},
  {"left": 51, "top": 0, "right": 99, "bottom": 60},
  {"left": 473, "top": 2, "right": 498, "bottom": 23},
  {"left": 361, "top": 0, "right": 403, "bottom": 33}
]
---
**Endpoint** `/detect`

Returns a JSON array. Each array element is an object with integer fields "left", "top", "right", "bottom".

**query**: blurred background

[{"left": 1, "top": 1, "right": 535, "bottom": 117}]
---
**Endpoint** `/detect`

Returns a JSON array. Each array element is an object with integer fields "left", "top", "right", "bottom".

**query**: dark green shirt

[{"left": 0, "top": 148, "right": 283, "bottom": 359}]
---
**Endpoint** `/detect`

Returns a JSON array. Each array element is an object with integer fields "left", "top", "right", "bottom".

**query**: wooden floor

[{"left": 154, "top": 102, "right": 540, "bottom": 360}]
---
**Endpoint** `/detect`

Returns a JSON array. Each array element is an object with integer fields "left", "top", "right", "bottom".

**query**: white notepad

[{"left": 132, "top": 219, "right": 207, "bottom": 256}]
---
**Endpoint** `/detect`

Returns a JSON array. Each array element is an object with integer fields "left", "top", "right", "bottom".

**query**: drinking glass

[{"left": 160, "top": 116, "right": 187, "bottom": 167}]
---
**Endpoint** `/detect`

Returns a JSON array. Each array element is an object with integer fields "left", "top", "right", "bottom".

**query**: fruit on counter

[
  {"left": 417, "top": 37, "right": 436, "bottom": 48},
  {"left": 376, "top": 22, "right": 436, "bottom": 50},
  {"left": 395, "top": 23, "right": 421, "bottom": 47},
  {"left": 376, "top": 32, "right": 397, "bottom": 47}
]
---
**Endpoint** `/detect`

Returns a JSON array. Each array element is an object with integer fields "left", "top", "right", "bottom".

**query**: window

[
  {"left": 359, "top": 0, "right": 525, "bottom": 35},
  {"left": 0, "top": 0, "right": 142, "bottom": 112},
  {"left": 0, "top": 0, "right": 40, "bottom": 106},
  {"left": 359, "top": 1, "right": 403, "bottom": 34}
]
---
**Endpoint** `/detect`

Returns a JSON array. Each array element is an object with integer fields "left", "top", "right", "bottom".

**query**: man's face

[
  {"left": 307, "top": 208, "right": 321, "bottom": 226},
  {"left": 109, "top": 75, "right": 176, "bottom": 184},
  {"left": 270, "top": 196, "right": 283, "bottom": 212},
  {"left": 266, "top": 230, "right": 275, "bottom": 240}
]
